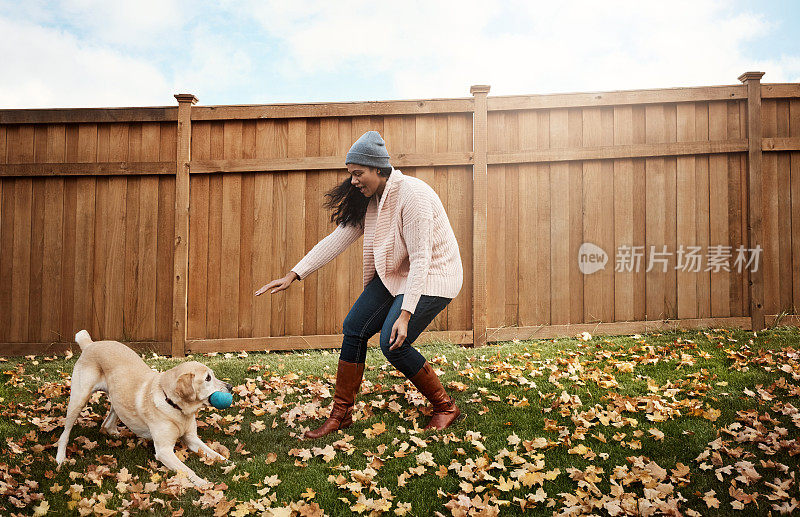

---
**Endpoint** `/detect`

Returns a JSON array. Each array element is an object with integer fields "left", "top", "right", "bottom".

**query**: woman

[{"left": 255, "top": 130, "right": 463, "bottom": 439}]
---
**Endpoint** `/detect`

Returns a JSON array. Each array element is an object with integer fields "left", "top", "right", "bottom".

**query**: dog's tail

[{"left": 75, "top": 330, "right": 93, "bottom": 350}]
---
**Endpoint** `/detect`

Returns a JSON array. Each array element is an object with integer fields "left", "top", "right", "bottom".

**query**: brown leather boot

[
  {"left": 304, "top": 360, "right": 365, "bottom": 439},
  {"left": 409, "top": 361, "right": 461, "bottom": 430}
]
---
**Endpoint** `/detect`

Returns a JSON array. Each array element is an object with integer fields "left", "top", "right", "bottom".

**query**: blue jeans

[{"left": 340, "top": 275, "right": 452, "bottom": 378}]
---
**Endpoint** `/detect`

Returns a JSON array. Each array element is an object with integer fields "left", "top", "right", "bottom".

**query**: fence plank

[
  {"left": 0, "top": 161, "right": 175, "bottom": 176},
  {"left": 446, "top": 113, "right": 472, "bottom": 331},
  {"left": 61, "top": 169, "right": 78, "bottom": 343},
  {"left": 486, "top": 317, "right": 753, "bottom": 342},
  {"left": 188, "top": 122, "right": 210, "bottom": 339},
  {"left": 503, "top": 113, "right": 519, "bottom": 327},
  {"left": 207, "top": 122, "right": 224, "bottom": 338},
  {"left": 739, "top": 100, "right": 751, "bottom": 315},
  {"left": 185, "top": 330, "right": 473, "bottom": 353},
  {"left": 271, "top": 121, "right": 289, "bottom": 336},
  {"left": 632, "top": 106, "right": 647, "bottom": 322},
  {"left": 251, "top": 124, "right": 273, "bottom": 337},
  {"left": 645, "top": 105, "right": 667, "bottom": 320},
  {"left": 518, "top": 110, "right": 542, "bottom": 326},
  {"left": 8, "top": 128, "right": 33, "bottom": 340},
  {"left": 11, "top": 179, "right": 32, "bottom": 341},
  {"left": 334, "top": 118, "right": 352, "bottom": 338},
  {"left": 92, "top": 174, "right": 108, "bottom": 337},
  {"left": 549, "top": 109, "right": 569, "bottom": 325},
  {"left": 0, "top": 107, "right": 177, "bottom": 124},
  {"left": 488, "top": 85, "right": 745, "bottom": 111},
  {"left": 299, "top": 119, "right": 319, "bottom": 335},
  {"left": 614, "top": 106, "right": 635, "bottom": 321},
  {"left": 74, "top": 176, "right": 97, "bottom": 338},
  {"left": 664, "top": 104, "right": 678, "bottom": 320},
  {"left": 488, "top": 140, "right": 747, "bottom": 165},
  {"left": 535, "top": 111, "right": 551, "bottom": 326},
  {"left": 727, "top": 101, "right": 745, "bottom": 317},
  {"left": 708, "top": 101, "right": 730, "bottom": 318},
  {"left": 220, "top": 171, "right": 242, "bottom": 338},
  {"left": 582, "top": 107, "right": 615, "bottom": 323},
  {"left": 791, "top": 99, "right": 800, "bottom": 313},
  {"left": 157, "top": 176, "right": 174, "bottom": 341},
  {"left": 286, "top": 119, "right": 307, "bottom": 336},
  {"left": 676, "top": 103, "right": 698, "bottom": 319},
  {"left": 776, "top": 100, "right": 793, "bottom": 314},
  {"left": 432, "top": 113, "right": 451, "bottom": 331},
  {"left": 568, "top": 109, "right": 584, "bottom": 323},
  {"left": 761, "top": 100, "right": 779, "bottom": 316},
  {"left": 162, "top": 117, "right": 180, "bottom": 347},
  {"left": 694, "top": 103, "right": 711, "bottom": 318},
  {"left": 487, "top": 111, "right": 505, "bottom": 328},
  {"left": 106, "top": 175, "right": 126, "bottom": 339},
  {"left": 191, "top": 98, "right": 474, "bottom": 121},
  {"left": 41, "top": 177, "right": 64, "bottom": 342},
  {"left": 137, "top": 123, "right": 160, "bottom": 339},
  {"left": 93, "top": 126, "right": 110, "bottom": 336},
  {"left": 740, "top": 73, "right": 766, "bottom": 329},
  {"left": 317, "top": 118, "right": 339, "bottom": 335},
  {"left": 29, "top": 177, "right": 45, "bottom": 341},
  {"left": 0, "top": 341, "right": 172, "bottom": 357},
  {"left": 157, "top": 128, "right": 175, "bottom": 341},
  {"left": 221, "top": 121, "right": 243, "bottom": 338},
  {"left": 0, "top": 180, "right": 13, "bottom": 337},
  {"left": 471, "top": 86, "right": 489, "bottom": 346},
  {"left": 250, "top": 167, "right": 272, "bottom": 337},
  {"left": 29, "top": 128, "right": 47, "bottom": 341},
  {"left": 136, "top": 176, "right": 157, "bottom": 339},
  {"left": 239, "top": 121, "right": 256, "bottom": 338}
]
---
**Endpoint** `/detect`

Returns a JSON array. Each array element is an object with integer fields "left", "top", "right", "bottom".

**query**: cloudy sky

[{"left": 1, "top": 0, "right": 798, "bottom": 109}]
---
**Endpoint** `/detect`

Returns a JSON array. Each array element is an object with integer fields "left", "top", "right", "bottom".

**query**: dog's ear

[{"left": 175, "top": 372, "right": 196, "bottom": 401}]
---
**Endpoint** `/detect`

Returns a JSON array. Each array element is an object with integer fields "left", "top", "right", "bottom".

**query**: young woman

[{"left": 255, "top": 130, "right": 463, "bottom": 439}]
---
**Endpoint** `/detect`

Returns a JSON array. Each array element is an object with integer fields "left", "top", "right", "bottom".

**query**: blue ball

[{"left": 209, "top": 391, "right": 233, "bottom": 409}]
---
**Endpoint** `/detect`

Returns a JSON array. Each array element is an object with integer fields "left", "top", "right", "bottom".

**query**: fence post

[
  {"left": 173, "top": 94, "right": 198, "bottom": 357},
  {"left": 471, "top": 85, "right": 490, "bottom": 347},
  {"left": 738, "top": 72, "right": 766, "bottom": 331}
]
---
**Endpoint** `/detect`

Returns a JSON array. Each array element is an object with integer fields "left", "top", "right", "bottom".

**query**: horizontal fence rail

[{"left": 0, "top": 72, "right": 799, "bottom": 356}]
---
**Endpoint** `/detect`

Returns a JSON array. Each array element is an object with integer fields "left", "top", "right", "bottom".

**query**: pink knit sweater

[{"left": 291, "top": 169, "right": 463, "bottom": 314}]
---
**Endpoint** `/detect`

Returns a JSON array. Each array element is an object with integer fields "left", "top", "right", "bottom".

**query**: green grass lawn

[{"left": 1, "top": 326, "right": 799, "bottom": 516}]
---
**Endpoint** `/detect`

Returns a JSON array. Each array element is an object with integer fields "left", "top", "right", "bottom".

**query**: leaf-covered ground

[{"left": 1, "top": 326, "right": 799, "bottom": 516}]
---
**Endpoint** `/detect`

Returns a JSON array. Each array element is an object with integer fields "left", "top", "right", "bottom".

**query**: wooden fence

[{"left": 1, "top": 72, "right": 798, "bottom": 356}]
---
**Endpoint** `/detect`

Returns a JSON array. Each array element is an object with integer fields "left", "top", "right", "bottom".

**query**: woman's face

[{"left": 347, "top": 164, "right": 387, "bottom": 198}]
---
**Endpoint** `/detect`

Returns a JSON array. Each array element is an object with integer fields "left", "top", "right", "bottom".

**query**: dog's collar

[{"left": 163, "top": 390, "right": 184, "bottom": 413}]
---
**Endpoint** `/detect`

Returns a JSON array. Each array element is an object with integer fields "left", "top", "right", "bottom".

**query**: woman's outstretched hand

[{"left": 255, "top": 272, "right": 299, "bottom": 296}]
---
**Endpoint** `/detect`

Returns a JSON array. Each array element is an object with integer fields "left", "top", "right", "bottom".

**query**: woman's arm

[{"left": 290, "top": 222, "right": 364, "bottom": 280}]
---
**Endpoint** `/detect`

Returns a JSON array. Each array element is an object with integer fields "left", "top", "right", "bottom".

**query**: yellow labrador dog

[{"left": 56, "top": 330, "right": 232, "bottom": 486}]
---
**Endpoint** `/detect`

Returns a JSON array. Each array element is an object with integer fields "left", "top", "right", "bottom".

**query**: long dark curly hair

[{"left": 323, "top": 167, "right": 393, "bottom": 228}]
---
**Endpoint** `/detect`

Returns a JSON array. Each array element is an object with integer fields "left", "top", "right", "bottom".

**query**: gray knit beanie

[{"left": 346, "top": 131, "right": 391, "bottom": 169}]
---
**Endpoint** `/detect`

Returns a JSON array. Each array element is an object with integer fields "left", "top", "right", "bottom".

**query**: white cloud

[
  {"left": 1, "top": 0, "right": 798, "bottom": 108},
  {"left": 0, "top": 4, "right": 254, "bottom": 108},
  {"left": 0, "top": 16, "right": 172, "bottom": 108},
  {"left": 244, "top": 0, "right": 800, "bottom": 98},
  {"left": 58, "top": 0, "right": 188, "bottom": 50},
  {"left": 170, "top": 25, "right": 254, "bottom": 103}
]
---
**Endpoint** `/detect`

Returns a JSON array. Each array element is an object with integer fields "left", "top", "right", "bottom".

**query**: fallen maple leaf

[{"left": 702, "top": 490, "right": 720, "bottom": 509}]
